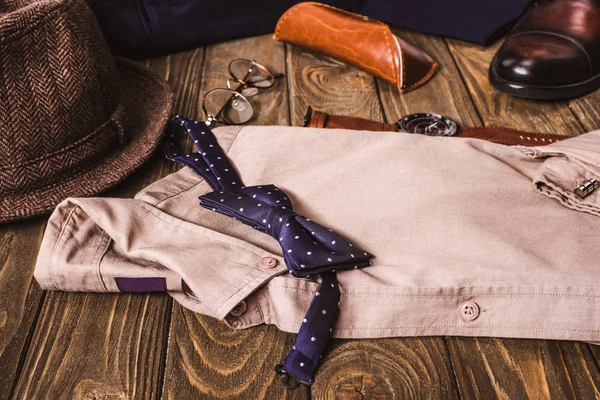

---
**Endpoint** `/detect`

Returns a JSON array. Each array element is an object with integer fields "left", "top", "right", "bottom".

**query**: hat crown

[{"left": 0, "top": 0, "right": 122, "bottom": 196}]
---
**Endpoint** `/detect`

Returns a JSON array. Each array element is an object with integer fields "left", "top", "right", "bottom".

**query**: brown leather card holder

[{"left": 274, "top": 2, "right": 438, "bottom": 92}]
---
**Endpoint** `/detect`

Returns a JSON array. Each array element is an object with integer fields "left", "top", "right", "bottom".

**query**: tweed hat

[{"left": 0, "top": 0, "right": 173, "bottom": 223}]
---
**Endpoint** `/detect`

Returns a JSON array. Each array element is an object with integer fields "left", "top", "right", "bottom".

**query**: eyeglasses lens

[
  {"left": 229, "top": 59, "right": 275, "bottom": 88},
  {"left": 204, "top": 88, "right": 253, "bottom": 125}
]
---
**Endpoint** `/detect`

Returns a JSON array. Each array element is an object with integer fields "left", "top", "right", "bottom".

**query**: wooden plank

[
  {"left": 447, "top": 338, "right": 600, "bottom": 399},
  {"left": 557, "top": 342, "right": 600, "bottom": 399},
  {"left": 568, "top": 91, "right": 600, "bottom": 132},
  {"left": 444, "top": 37, "right": 600, "bottom": 398},
  {"left": 445, "top": 40, "right": 583, "bottom": 136},
  {"left": 147, "top": 48, "right": 206, "bottom": 121},
  {"left": 11, "top": 50, "right": 204, "bottom": 399},
  {"left": 379, "top": 29, "right": 482, "bottom": 127},
  {"left": 161, "top": 35, "right": 305, "bottom": 400},
  {"left": 588, "top": 345, "right": 600, "bottom": 373},
  {"left": 13, "top": 292, "right": 172, "bottom": 399},
  {"left": 285, "top": 40, "right": 459, "bottom": 398},
  {"left": 0, "top": 219, "right": 45, "bottom": 400},
  {"left": 165, "top": 311, "right": 309, "bottom": 399},
  {"left": 312, "top": 337, "right": 459, "bottom": 399},
  {"left": 285, "top": 43, "right": 384, "bottom": 126}
]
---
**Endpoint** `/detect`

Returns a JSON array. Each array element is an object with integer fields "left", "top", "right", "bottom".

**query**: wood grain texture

[
  {"left": 10, "top": 50, "right": 207, "bottom": 399},
  {"left": 285, "top": 43, "right": 384, "bottom": 126},
  {"left": 312, "top": 338, "right": 459, "bottom": 399},
  {"left": 147, "top": 48, "right": 206, "bottom": 121},
  {"left": 165, "top": 310, "right": 309, "bottom": 399},
  {"left": 446, "top": 40, "right": 583, "bottom": 136},
  {"left": 13, "top": 292, "right": 171, "bottom": 399},
  {"left": 0, "top": 219, "right": 46, "bottom": 400},
  {"left": 161, "top": 35, "right": 304, "bottom": 400},
  {"left": 380, "top": 29, "right": 482, "bottom": 127},
  {"left": 447, "top": 338, "right": 600, "bottom": 399},
  {"left": 569, "top": 90, "right": 600, "bottom": 132},
  {"left": 588, "top": 345, "right": 600, "bottom": 375}
]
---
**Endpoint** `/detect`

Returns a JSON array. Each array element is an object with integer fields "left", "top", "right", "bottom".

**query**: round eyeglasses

[{"left": 202, "top": 59, "right": 283, "bottom": 126}]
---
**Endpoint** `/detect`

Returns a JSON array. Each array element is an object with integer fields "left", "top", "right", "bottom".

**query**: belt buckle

[{"left": 397, "top": 113, "right": 459, "bottom": 137}]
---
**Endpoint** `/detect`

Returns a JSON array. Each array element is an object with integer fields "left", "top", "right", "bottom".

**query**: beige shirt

[{"left": 35, "top": 125, "right": 600, "bottom": 342}]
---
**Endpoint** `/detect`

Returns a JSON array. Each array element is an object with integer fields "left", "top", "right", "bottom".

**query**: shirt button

[
  {"left": 459, "top": 300, "right": 479, "bottom": 321},
  {"left": 261, "top": 257, "right": 278, "bottom": 268},
  {"left": 230, "top": 300, "right": 247, "bottom": 317}
]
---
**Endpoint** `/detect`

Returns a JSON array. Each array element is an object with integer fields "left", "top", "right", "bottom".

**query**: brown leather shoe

[{"left": 489, "top": 0, "right": 600, "bottom": 100}]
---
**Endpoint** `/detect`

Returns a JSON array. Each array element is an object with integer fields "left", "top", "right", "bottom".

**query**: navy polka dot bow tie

[{"left": 164, "top": 116, "right": 374, "bottom": 388}]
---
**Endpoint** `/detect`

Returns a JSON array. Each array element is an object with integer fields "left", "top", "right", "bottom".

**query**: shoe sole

[{"left": 489, "top": 64, "right": 600, "bottom": 100}]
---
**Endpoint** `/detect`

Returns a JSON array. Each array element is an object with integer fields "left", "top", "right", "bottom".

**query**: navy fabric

[
  {"left": 202, "top": 186, "right": 373, "bottom": 277},
  {"left": 114, "top": 277, "right": 167, "bottom": 292},
  {"left": 365, "top": 0, "right": 529, "bottom": 45},
  {"left": 163, "top": 115, "right": 374, "bottom": 384},
  {"left": 87, "top": 0, "right": 529, "bottom": 57},
  {"left": 87, "top": 0, "right": 358, "bottom": 57}
]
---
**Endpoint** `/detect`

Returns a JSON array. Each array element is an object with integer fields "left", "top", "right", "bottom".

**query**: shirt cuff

[{"left": 516, "top": 130, "right": 600, "bottom": 216}]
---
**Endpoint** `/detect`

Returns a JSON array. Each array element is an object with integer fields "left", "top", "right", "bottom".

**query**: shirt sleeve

[
  {"left": 34, "top": 196, "right": 287, "bottom": 320},
  {"left": 515, "top": 130, "right": 600, "bottom": 217}
]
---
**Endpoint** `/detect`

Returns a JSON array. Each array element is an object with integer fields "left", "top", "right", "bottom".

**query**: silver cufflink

[{"left": 574, "top": 178, "right": 598, "bottom": 199}]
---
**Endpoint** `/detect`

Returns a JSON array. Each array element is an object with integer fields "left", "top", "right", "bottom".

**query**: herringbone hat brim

[{"left": 0, "top": 57, "right": 172, "bottom": 223}]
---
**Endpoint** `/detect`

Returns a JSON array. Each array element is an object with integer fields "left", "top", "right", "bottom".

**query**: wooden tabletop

[{"left": 2, "top": 31, "right": 600, "bottom": 399}]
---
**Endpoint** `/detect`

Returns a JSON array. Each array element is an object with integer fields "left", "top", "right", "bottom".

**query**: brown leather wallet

[
  {"left": 274, "top": 2, "right": 438, "bottom": 92},
  {"left": 305, "top": 108, "right": 565, "bottom": 146}
]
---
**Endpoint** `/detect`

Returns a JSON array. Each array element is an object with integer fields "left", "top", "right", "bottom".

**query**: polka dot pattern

[{"left": 163, "top": 116, "right": 374, "bottom": 386}]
